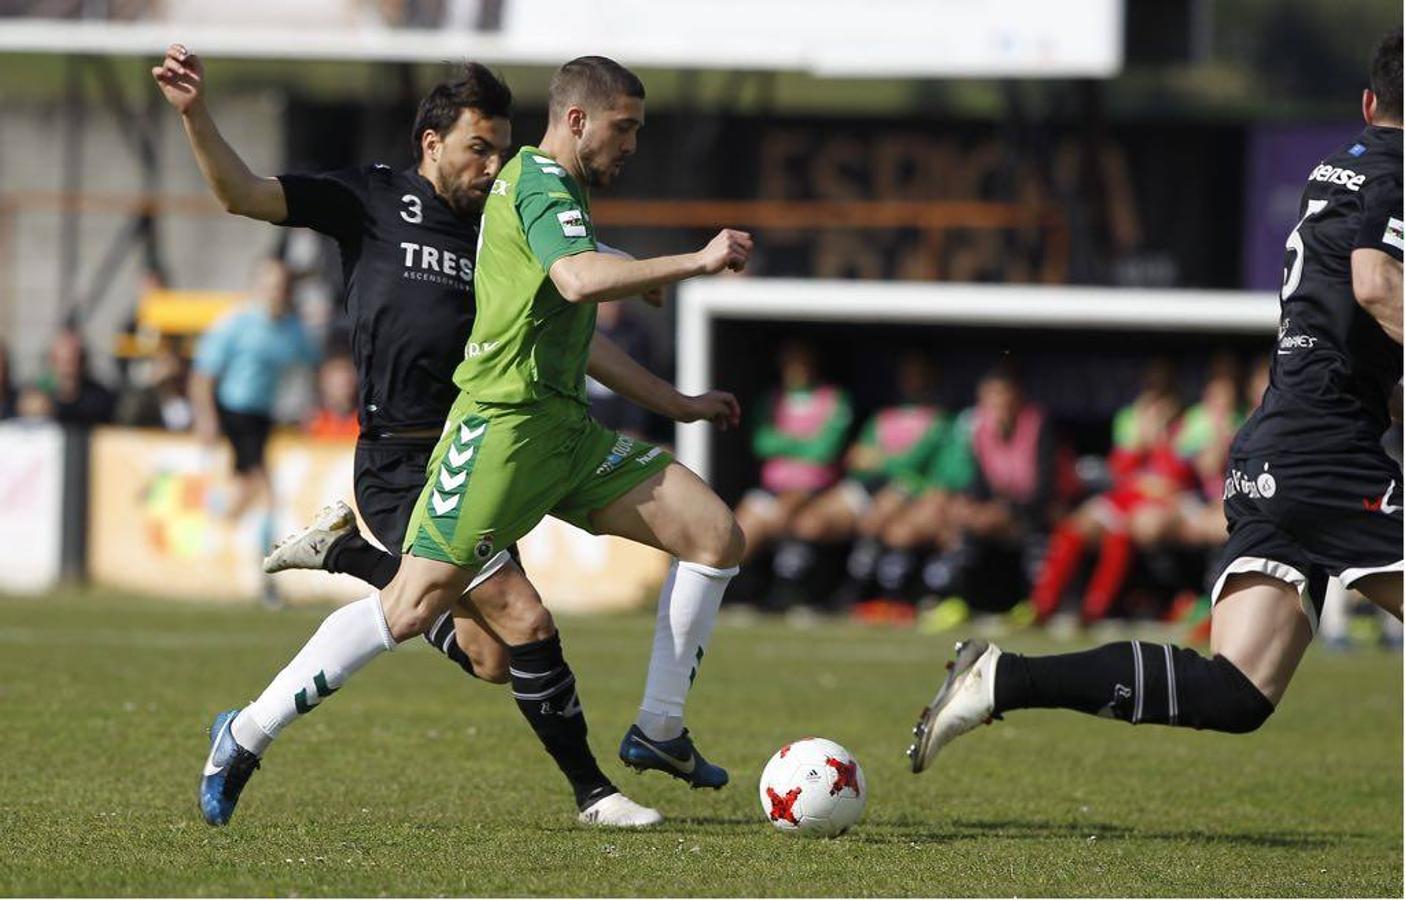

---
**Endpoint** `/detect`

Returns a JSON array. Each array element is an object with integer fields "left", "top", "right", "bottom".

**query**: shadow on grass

[{"left": 844, "top": 817, "right": 1363, "bottom": 850}]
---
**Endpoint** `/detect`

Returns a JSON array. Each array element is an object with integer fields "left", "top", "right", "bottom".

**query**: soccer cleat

[
  {"left": 908, "top": 639, "right": 1001, "bottom": 774},
  {"left": 263, "top": 501, "right": 357, "bottom": 574},
  {"left": 199, "top": 709, "right": 261, "bottom": 826},
  {"left": 618, "top": 724, "right": 729, "bottom": 789},
  {"left": 577, "top": 791, "right": 664, "bottom": 827}
]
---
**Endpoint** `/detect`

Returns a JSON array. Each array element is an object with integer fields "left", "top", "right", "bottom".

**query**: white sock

[
  {"left": 636, "top": 560, "right": 737, "bottom": 742},
  {"left": 230, "top": 593, "right": 396, "bottom": 755}
]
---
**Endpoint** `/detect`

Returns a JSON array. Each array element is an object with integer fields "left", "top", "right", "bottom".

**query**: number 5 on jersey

[{"left": 1281, "top": 198, "right": 1329, "bottom": 300}]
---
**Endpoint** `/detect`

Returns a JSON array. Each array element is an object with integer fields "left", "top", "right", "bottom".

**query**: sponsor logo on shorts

[
  {"left": 557, "top": 209, "right": 587, "bottom": 238},
  {"left": 473, "top": 535, "right": 495, "bottom": 561},
  {"left": 636, "top": 446, "right": 664, "bottom": 466},
  {"left": 595, "top": 433, "right": 637, "bottom": 475},
  {"left": 1363, "top": 479, "right": 1399, "bottom": 514},
  {"left": 1224, "top": 464, "right": 1277, "bottom": 501}
]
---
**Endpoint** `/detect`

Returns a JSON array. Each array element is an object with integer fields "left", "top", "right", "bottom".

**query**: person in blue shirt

[{"left": 192, "top": 258, "right": 320, "bottom": 525}]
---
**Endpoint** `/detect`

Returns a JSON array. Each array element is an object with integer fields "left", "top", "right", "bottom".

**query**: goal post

[{"left": 674, "top": 279, "right": 1280, "bottom": 482}]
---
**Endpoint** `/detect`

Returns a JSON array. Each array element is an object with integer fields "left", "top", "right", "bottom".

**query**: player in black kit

[
  {"left": 906, "top": 29, "right": 1403, "bottom": 773},
  {"left": 155, "top": 44, "right": 664, "bottom": 827}
]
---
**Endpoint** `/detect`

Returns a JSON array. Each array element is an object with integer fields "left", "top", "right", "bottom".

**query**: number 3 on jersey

[
  {"left": 400, "top": 193, "right": 423, "bottom": 224},
  {"left": 1281, "top": 198, "right": 1329, "bottom": 300}
]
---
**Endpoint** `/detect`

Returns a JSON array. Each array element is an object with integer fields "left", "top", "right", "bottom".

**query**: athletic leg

[
  {"left": 584, "top": 462, "right": 742, "bottom": 787},
  {"left": 1352, "top": 571, "right": 1403, "bottom": 620},
  {"left": 907, "top": 571, "right": 1301, "bottom": 774},
  {"left": 200, "top": 554, "right": 468, "bottom": 825}
]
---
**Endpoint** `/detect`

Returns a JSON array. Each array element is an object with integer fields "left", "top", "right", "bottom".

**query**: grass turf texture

[{"left": 0, "top": 589, "right": 1400, "bottom": 897}]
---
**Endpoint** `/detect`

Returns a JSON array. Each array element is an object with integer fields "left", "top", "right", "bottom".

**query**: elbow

[{"left": 553, "top": 273, "right": 594, "bottom": 304}]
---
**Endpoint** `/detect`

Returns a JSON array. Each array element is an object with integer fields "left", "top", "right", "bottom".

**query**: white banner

[{"left": 0, "top": 422, "right": 66, "bottom": 594}]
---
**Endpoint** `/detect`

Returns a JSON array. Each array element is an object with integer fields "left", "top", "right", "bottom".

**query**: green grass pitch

[{"left": 1, "top": 589, "right": 1399, "bottom": 896}]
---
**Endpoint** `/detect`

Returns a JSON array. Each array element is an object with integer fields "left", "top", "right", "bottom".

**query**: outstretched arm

[
  {"left": 551, "top": 229, "right": 752, "bottom": 304},
  {"left": 152, "top": 44, "right": 287, "bottom": 222},
  {"left": 587, "top": 331, "right": 740, "bottom": 429}
]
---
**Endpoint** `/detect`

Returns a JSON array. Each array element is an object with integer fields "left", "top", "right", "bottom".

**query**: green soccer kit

[{"left": 405, "top": 146, "right": 671, "bottom": 568}]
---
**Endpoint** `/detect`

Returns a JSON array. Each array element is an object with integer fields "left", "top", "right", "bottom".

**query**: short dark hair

[
  {"left": 547, "top": 56, "right": 645, "bottom": 122},
  {"left": 1370, "top": 28, "right": 1402, "bottom": 122},
  {"left": 411, "top": 62, "right": 513, "bottom": 162}
]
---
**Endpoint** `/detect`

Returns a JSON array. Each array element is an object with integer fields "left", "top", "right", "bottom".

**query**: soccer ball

[{"left": 758, "top": 737, "right": 866, "bottom": 837}]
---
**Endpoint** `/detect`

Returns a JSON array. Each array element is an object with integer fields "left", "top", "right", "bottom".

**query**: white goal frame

[{"left": 674, "top": 279, "right": 1279, "bottom": 482}]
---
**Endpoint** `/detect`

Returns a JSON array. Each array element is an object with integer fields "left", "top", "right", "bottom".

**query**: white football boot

[
  {"left": 908, "top": 639, "right": 1002, "bottom": 774},
  {"left": 263, "top": 501, "right": 357, "bottom": 574},
  {"left": 577, "top": 791, "right": 664, "bottom": 828}
]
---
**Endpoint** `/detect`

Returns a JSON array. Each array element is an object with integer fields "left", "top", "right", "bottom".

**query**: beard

[
  {"left": 577, "top": 143, "right": 615, "bottom": 188},
  {"left": 443, "top": 181, "right": 485, "bottom": 219}
]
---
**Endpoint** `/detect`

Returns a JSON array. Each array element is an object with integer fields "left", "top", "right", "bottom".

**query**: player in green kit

[
  {"left": 400, "top": 56, "right": 753, "bottom": 787},
  {"left": 199, "top": 55, "right": 753, "bottom": 822}
]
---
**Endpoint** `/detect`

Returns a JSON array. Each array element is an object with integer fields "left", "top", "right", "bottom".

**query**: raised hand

[{"left": 151, "top": 43, "right": 206, "bottom": 115}]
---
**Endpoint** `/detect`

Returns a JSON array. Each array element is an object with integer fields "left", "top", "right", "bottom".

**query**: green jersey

[{"left": 455, "top": 146, "right": 599, "bottom": 406}]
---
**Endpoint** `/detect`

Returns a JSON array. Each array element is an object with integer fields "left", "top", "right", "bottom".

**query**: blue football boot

[
  {"left": 618, "top": 724, "right": 728, "bottom": 789},
  {"left": 199, "top": 709, "right": 261, "bottom": 826}
]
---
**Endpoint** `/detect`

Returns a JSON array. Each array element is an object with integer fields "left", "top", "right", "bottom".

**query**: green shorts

[{"left": 404, "top": 393, "right": 673, "bottom": 570}]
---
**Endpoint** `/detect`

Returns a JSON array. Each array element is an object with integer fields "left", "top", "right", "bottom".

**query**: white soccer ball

[{"left": 758, "top": 737, "right": 867, "bottom": 837}]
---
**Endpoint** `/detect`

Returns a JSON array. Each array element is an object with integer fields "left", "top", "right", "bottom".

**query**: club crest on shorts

[{"left": 474, "top": 536, "right": 495, "bottom": 561}]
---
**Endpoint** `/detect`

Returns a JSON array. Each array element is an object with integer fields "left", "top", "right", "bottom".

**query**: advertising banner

[
  {"left": 0, "top": 422, "right": 66, "bottom": 594},
  {"left": 87, "top": 428, "right": 668, "bottom": 610}
]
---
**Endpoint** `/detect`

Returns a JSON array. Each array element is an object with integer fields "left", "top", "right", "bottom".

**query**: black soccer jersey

[
  {"left": 277, "top": 164, "right": 479, "bottom": 434},
  {"left": 1234, "top": 125, "right": 1404, "bottom": 460}
]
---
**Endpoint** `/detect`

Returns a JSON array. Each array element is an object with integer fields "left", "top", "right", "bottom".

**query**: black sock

[
  {"left": 994, "top": 642, "right": 1275, "bottom": 733},
  {"left": 422, "top": 610, "right": 478, "bottom": 678},
  {"left": 875, "top": 547, "right": 918, "bottom": 597},
  {"left": 508, "top": 633, "right": 615, "bottom": 809},
  {"left": 325, "top": 531, "right": 400, "bottom": 589}
]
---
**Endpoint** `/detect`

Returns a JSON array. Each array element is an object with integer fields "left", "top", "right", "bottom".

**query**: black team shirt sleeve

[{"left": 273, "top": 164, "right": 479, "bottom": 435}]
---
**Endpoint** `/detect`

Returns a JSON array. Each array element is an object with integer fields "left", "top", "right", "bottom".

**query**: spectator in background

[
  {"left": 0, "top": 344, "right": 15, "bottom": 420},
  {"left": 836, "top": 358, "right": 974, "bottom": 621},
  {"left": 191, "top": 258, "right": 320, "bottom": 601},
  {"left": 116, "top": 342, "right": 193, "bottom": 431},
  {"left": 585, "top": 300, "right": 657, "bottom": 439},
  {"left": 733, "top": 341, "right": 853, "bottom": 576},
  {"left": 39, "top": 326, "right": 116, "bottom": 426},
  {"left": 306, "top": 354, "right": 360, "bottom": 440},
  {"left": 15, "top": 385, "right": 54, "bottom": 421},
  {"left": 1030, "top": 358, "right": 1194, "bottom": 626},
  {"left": 914, "top": 361, "right": 1063, "bottom": 628},
  {"left": 761, "top": 352, "right": 957, "bottom": 614},
  {"left": 1168, "top": 353, "right": 1247, "bottom": 549}
]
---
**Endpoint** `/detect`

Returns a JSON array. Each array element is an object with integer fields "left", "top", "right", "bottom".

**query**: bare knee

[
  {"left": 381, "top": 561, "right": 469, "bottom": 643},
  {"left": 690, "top": 515, "right": 745, "bottom": 569},
  {"left": 469, "top": 646, "right": 510, "bottom": 684},
  {"left": 470, "top": 572, "right": 555, "bottom": 644}
]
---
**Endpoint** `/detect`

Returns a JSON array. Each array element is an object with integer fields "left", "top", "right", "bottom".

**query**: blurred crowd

[
  {"left": 725, "top": 339, "right": 1289, "bottom": 636},
  {"left": 0, "top": 255, "right": 661, "bottom": 445},
  {"left": 1, "top": 259, "right": 364, "bottom": 442}
]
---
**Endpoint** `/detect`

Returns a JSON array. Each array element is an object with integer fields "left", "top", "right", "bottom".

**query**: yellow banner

[{"left": 87, "top": 427, "right": 668, "bottom": 610}]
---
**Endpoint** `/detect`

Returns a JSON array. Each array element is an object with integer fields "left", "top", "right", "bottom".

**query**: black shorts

[
  {"left": 1210, "top": 452, "right": 1404, "bottom": 629},
  {"left": 353, "top": 436, "right": 437, "bottom": 552},
  {"left": 353, "top": 435, "right": 521, "bottom": 568},
  {"left": 217, "top": 405, "right": 273, "bottom": 474}
]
